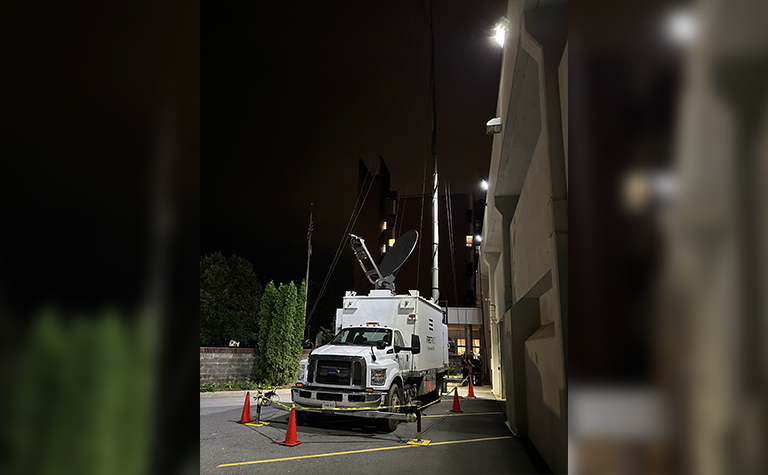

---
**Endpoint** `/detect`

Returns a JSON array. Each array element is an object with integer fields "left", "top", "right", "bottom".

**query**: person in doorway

[
  {"left": 461, "top": 353, "right": 472, "bottom": 385},
  {"left": 470, "top": 353, "right": 482, "bottom": 386}
]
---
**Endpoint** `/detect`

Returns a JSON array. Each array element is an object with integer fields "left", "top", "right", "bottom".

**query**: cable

[
  {"left": 306, "top": 157, "right": 374, "bottom": 325},
  {"left": 445, "top": 182, "right": 459, "bottom": 306},
  {"left": 307, "top": 158, "right": 382, "bottom": 327}
]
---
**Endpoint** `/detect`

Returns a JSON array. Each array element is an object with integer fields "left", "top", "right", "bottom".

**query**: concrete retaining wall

[{"left": 200, "top": 347, "right": 259, "bottom": 384}]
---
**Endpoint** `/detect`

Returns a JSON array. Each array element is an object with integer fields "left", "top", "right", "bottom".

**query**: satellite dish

[{"left": 379, "top": 230, "right": 419, "bottom": 277}]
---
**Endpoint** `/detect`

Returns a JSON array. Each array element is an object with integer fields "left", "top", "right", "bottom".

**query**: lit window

[
  {"left": 472, "top": 339, "right": 481, "bottom": 356},
  {"left": 382, "top": 221, "right": 387, "bottom": 231},
  {"left": 388, "top": 238, "right": 395, "bottom": 247},
  {"left": 381, "top": 244, "right": 386, "bottom": 254},
  {"left": 466, "top": 235, "right": 473, "bottom": 247}
]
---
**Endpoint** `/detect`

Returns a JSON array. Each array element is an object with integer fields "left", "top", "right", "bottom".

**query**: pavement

[{"left": 200, "top": 384, "right": 552, "bottom": 474}]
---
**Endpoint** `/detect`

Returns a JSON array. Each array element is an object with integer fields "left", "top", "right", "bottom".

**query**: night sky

[{"left": 202, "top": 1, "right": 505, "bottom": 309}]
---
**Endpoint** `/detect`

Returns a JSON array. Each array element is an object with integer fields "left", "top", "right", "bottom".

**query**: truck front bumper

[
  {"left": 291, "top": 386, "right": 416, "bottom": 421},
  {"left": 291, "top": 386, "right": 385, "bottom": 409}
]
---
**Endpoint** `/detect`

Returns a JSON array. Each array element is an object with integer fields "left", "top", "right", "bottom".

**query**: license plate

[{"left": 322, "top": 401, "right": 335, "bottom": 409}]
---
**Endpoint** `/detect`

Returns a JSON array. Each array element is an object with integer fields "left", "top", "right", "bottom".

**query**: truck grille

[
  {"left": 316, "top": 361, "right": 352, "bottom": 384},
  {"left": 309, "top": 356, "right": 365, "bottom": 387}
]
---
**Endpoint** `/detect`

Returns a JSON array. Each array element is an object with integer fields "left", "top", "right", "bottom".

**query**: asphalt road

[{"left": 200, "top": 386, "right": 552, "bottom": 474}]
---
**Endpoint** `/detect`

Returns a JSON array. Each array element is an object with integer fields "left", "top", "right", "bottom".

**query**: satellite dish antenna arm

[
  {"left": 349, "top": 234, "right": 388, "bottom": 288},
  {"left": 350, "top": 230, "right": 419, "bottom": 293}
]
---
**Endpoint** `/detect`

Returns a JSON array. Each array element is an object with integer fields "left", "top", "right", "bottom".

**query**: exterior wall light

[
  {"left": 493, "top": 17, "right": 510, "bottom": 47},
  {"left": 486, "top": 117, "right": 502, "bottom": 134}
]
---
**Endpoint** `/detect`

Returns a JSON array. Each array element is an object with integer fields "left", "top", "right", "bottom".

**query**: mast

[
  {"left": 430, "top": 0, "right": 439, "bottom": 302},
  {"left": 304, "top": 203, "right": 313, "bottom": 338}
]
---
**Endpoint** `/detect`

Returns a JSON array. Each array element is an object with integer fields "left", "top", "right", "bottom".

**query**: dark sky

[{"left": 202, "top": 0, "right": 505, "bottom": 301}]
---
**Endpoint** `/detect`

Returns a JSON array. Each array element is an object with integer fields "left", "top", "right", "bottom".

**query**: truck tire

[{"left": 376, "top": 383, "right": 403, "bottom": 433}]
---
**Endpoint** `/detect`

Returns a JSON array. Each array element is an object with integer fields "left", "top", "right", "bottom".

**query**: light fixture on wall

[
  {"left": 485, "top": 118, "right": 502, "bottom": 134},
  {"left": 492, "top": 17, "right": 510, "bottom": 47}
]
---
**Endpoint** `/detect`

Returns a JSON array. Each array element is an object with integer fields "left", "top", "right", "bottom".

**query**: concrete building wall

[
  {"left": 511, "top": 135, "right": 553, "bottom": 298},
  {"left": 478, "top": 1, "right": 567, "bottom": 472},
  {"left": 525, "top": 321, "right": 566, "bottom": 473}
]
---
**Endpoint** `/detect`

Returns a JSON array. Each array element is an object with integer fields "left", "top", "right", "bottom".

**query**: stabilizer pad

[{"left": 407, "top": 439, "right": 431, "bottom": 446}]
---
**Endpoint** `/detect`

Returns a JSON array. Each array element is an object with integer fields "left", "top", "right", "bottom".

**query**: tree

[
  {"left": 257, "top": 281, "right": 277, "bottom": 363},
  {"left": 257, "top": 280, "right": 306, "bottom": 385},
  {"left": 200, "top": 252, "right": 262, "bottom": 347}
]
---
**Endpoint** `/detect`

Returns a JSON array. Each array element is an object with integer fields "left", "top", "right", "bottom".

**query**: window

[
  {"left": 388, "top": 238, "right": 395, "bottom": 247},
  {"left": 466, "top": 235, "right": 473, "bottom": 247},
  {"left": 381, "top": 244, "right": 387, "bottom": 254},
  {"left": 330, "top": 328, "right": 392, "bottom": 346},
  {"left": 394, "top": 331, "right": 405, "bottom": 348},
  {"left": 455, "top": 338, "right": 481, "bottom": 356},
  {"left": 382, "top": 221, "right": 387, "bottom": 231}
]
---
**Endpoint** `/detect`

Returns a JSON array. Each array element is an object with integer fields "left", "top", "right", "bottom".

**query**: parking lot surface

[{"left": 200, "top": 386, "right": 552, "bottom": 474}]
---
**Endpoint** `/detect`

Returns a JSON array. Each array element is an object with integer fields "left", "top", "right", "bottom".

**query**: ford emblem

[{"left": 327, "top": 368, "right": 339, "bottom": 376}]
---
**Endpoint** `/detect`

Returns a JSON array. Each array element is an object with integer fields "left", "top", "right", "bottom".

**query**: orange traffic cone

[
  {"left": 450, "top": 387, "right": 463, "bottom": 413},
  {"left": 238, "top": 391, "right": 252, "bottom": 424},
  {"left": 466, "top": 379, "right": 476, "bottom": 399},
  {"left": 280, "top": 407, "right": 302, "bottom": 446}
]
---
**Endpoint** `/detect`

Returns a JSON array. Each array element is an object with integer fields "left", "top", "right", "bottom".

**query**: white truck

[{"left": 292, "top": 231, "right": 449, "bottom": 432}]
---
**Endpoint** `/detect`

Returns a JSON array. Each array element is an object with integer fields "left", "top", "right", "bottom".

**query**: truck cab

[{"left": 292, "top": 325, "right": 406, "bottom": 408}]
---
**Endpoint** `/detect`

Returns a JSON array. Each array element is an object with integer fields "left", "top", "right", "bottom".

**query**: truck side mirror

[
  {"left": 376, "top": 340, "right": 387, "bottom": 350},
  {"left": 410, "top": 334, "right": 421, "bottom": 355}
]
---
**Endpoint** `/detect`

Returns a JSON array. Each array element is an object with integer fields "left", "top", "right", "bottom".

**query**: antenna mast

[{"left": 429, "top": 0, "right": 439, "bottom": 302}]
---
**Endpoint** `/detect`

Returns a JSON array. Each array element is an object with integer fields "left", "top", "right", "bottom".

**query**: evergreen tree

[
  {"left": 200, "top": 252, "right": 261, "bottom": 346},
  {"left": 257, "top": 281, "right": 306, "bottom": 385},
  {"left": 256, "top": 281, "right": 277, "bottom": 382},
  {"left": 286, "top": 281, "right": 307, "bottom": 379}
]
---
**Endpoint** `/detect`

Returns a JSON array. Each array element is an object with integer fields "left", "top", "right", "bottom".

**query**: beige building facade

[{"left": 479, "top": 1, "right": 568, "bottom": 473}]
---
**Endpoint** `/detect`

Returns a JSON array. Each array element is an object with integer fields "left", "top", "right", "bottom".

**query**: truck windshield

[{"left": 329, "top": 328, "right": 392, "bottom": 346}]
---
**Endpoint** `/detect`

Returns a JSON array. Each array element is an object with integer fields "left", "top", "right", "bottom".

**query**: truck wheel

[{"left": 376, "top": 383, "right": 403, "bottom": 433}]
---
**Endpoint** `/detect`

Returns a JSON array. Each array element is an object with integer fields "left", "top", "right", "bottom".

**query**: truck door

[{"left": 394, "top": 330, "right": 409, "bottom": 375}]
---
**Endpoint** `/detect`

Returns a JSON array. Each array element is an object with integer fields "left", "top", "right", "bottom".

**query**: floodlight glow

[
  {"left": 666, "top": 8, "right": 697, "bottom": 45},
  {"left": 492, "top": 17, "right": 510, "bottom": 47},
  {"left": 481, "top": 180, "right": 489, "bottom": 190},
  {"left": 493, "top": 25, "right": 506, "bottom": 47},
  {"left": 475, "top": 235, "right": 482, "bottom": 242}
]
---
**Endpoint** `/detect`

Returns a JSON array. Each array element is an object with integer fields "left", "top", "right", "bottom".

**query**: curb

[{"left": 200, "top": 388, "right": 294, "bottom": 398}]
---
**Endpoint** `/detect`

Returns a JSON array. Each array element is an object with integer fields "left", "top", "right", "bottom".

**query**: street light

[{"left": 481, "top": 180, "right": 489, "bottom": 190}]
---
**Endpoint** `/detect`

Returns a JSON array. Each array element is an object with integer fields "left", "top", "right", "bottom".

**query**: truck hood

[{"left": 310, "top": 344, "right": 380, "bottom": 359}]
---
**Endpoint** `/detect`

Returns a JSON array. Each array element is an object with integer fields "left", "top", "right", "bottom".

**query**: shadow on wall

[{"left": 525, "top": 342, "right": 567, "bottom": 474}]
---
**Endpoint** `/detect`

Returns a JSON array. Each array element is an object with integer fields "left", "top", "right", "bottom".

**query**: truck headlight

[
  {"left": 370, "top": 369, "right": 386, "bottom": 386},
  {"left": 298, "top": 362, "right": 307, "bottom": 382}
]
